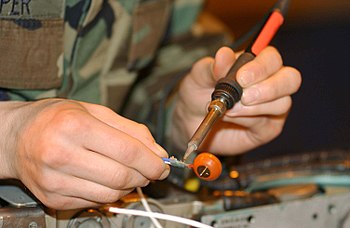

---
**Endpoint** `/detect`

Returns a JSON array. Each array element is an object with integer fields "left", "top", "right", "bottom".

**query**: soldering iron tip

[{"left": 183, "top": 144, "right": 196, "bottom": 161}]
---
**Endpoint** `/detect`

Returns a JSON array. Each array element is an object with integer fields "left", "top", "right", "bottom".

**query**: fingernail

[
  {"left": 242, "top": 87, "right": 260, "bottom": 104},
  {"left": 239, "top": 70, "right": 254, "bottom": 87},
  {"left": 159, "top": 165, "right": 170, "bottom": 180},
  {"left": 155, "top": 143, "right": 168, "bottom": 158}
]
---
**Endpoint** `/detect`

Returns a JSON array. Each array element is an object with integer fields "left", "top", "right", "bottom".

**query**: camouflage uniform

[{"left": 0, "top": 0, "right": 228, "bottom": 187}]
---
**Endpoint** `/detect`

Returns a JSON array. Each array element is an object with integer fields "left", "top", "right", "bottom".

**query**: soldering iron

[{"left": 183, "top": 0, "right": 291, "bottom": 161}]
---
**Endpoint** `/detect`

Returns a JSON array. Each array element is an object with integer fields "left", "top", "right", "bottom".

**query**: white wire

[
  {"left": 136, "top": 187, "right": 163, "bottom": 228},
  {"left": 109, "top": 206, "right": 214, "bottom": 228}
]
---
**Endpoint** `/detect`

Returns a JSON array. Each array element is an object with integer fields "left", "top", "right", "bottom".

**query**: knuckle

[
  {"left": 137, "top": 123, "right": 154, "bottom": 140},
  {"left": 137, "top": 123, "right": 148, "bottom": 132},
  {"left": 280, "top": 96, "right": 292, "bottom": 113},
  {"left": 110, "top": 169, "right": 129, "bottom": 189},
  {"left": 46, "top": 197, "right": 71, "bottom": 210},
  {"left": 50, "top": 109, "right": 86, "bottom": 134},
  {"left": 40, "top": 176, "right": 66, "bottom": 194},
  {"left": 141, "top": 180, "right": 151, "bottom": 187},
  {"left": 256, "top": 84, "right": 270, "bottom": 102},
  {"left": 94, "top": 103, "right": 116, "bottom": 115},
  {"left": 117, "top": 142, "right": 139, "bottom": 164},
  {"left": 97, "top": 189, "right": 124, "bottom": 203},
  {"left": 271, "top": 122, "right": 284, "bottom": 139},
  {"left": 255, "top": 62, "right": 267, "bottom": 80},
  {"left": 39, "top": 146, "right": 70, "bottom": 168},
  {"left": 269, "top": 118, "right": 285, "bottom": 140},
  {"left": 270, "top": 46, "right": 283, "bottom": 66},
  {"left": 36, "top": 186, "right": 69, "bottom": 209},
  {"left": 256, "top": 47, "right": 283, "bottom": 77}
]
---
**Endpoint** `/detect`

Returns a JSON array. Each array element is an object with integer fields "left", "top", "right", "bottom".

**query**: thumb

[{"left": 213, "top": 47, "right": 237, "bottom": 81}]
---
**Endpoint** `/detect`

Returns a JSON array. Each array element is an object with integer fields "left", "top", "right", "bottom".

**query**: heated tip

[{"left": 183, "top": 144, "right": 197, "bottom": 161}]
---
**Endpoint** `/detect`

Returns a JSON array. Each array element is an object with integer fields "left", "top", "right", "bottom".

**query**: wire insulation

[
  {"left": 108, "top": 207, "right": 214, "bottom": 228},
  {"left": 251, "top": 11, "right": 284, "bottom": 55},
  {"left": 136, "top": 187, "right": 163, "bottom": 228}
]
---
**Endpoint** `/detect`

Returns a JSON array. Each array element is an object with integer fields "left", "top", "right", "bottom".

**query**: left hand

[{"left": 172, "top": 46, "right": 302, "bottom": 155}]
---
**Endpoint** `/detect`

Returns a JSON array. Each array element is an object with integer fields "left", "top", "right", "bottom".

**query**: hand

[
  {"left": 172, "top": 46, "right": 302, "bottom": 155},
  {"left": 0, "top": 99, "right": 169, "bottom": 209}
]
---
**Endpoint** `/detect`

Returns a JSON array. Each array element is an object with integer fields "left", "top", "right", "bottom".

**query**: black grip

[{"left": 211, "top": 52, "right": 255, "bottom": 109}]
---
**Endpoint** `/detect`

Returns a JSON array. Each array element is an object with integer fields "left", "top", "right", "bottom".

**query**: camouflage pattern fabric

[
  {"left": 0, "top": 0, "right": 229, "bottom": 187},
  {"left": 0, "top": 0, "right": 206, "bottom": 102},
  {"left": 0, "top": 0, "right": 64, "bottom": 91}
]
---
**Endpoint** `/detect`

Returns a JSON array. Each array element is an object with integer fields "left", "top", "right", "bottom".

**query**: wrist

[{"left": 0, "top": 101, "right": 30, "bottom": 179}]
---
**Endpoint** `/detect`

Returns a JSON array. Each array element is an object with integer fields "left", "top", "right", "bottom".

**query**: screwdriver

[{"left": 183, "top": 0, "right": 289, "bottom": 161}]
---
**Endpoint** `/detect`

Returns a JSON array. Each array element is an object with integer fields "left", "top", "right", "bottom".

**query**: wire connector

[{"left": 162, "top": 156, "right": 191, "bottom": 169}]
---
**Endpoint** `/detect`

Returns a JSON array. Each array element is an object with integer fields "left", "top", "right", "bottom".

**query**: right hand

[
  {"left": 172, "top": 47, "right": 301, "bottom": 155},
  {"left": 0, "top": 99, "right": 169, "bottom": 210}
]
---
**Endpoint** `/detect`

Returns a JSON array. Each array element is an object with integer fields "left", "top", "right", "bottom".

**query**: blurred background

[{"left": 204, "top": 0, "right": 350, "bottom": 161}]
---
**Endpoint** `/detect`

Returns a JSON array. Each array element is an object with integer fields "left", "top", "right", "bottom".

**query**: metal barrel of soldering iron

[{"left": 185, "top": 52, "right": 255, "bottom": 157}]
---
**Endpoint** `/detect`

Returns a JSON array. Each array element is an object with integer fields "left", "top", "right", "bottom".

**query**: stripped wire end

[{"left": 162, "top": 156, "right": 192, "bottom": 169}]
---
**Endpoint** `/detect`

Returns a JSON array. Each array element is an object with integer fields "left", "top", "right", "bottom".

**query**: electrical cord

[
  {"left": 230, "top": 0, "right": 290, "bottom": 51},
  {"left": 108, "top": 207, "right": 214, "bottom": 228},
  {"left": 107, "top": 187, "right": 213, "bottom": 228},
  {"left": 136, "top": 187, "right": 163, "bottom": 228}
]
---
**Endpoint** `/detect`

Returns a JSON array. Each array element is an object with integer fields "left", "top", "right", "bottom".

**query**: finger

[
  {"left": 225, "top": 96, "right": 292, "bottom": 117},
  {"left": 75, "top": 113, "right": 168, "bottom": 180},
  {"left": 189, "top": 46, "right": 236, "bottom": 87},
  {"left": 244, "top": 114, "right": 287, "bottom": 145},
  {"left": 241, "top": 66, "right": 301, "bottom": 105},
  {"left": 47, "top": 146, "right": 152, "bottom": 190},
  {"left": 212, "top": 114, "right": 285, "bottom": 146},
  {"left": 39, "top": 192, "right": 102, "bottom": 210},
  {"left": 179, "top": 47, "right": 236, "bottom": 112},
  {"left": 80, "top": 102, "right": 168, "bottom": 158},
  {"left": 201, "top": 114, "right": 286, "bottom": 155},
  {"left": 58, "top": 175, "right": 133, "bottom": 204},
  {"left": 225, "top": 114, "right": 287, "bottom": 134},
  {"left": 213, "top": 46, "right": 237, "bottom": 80},
  {"left": 47, "top": 108, "right": 169, "bottom": 181},
  {"left": 187, "top": 57, "right": 216, "bottom": 89},
  {"left": 237, "top": 46, "right": 283, "bottom": 88},
  {"left": 32, "top": 173, "right": 132, "bottom": 209}
]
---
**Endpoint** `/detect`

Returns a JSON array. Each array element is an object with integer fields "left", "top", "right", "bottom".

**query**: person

[{"left": 0, "top": 0, "right": 301, "bottom": 210}]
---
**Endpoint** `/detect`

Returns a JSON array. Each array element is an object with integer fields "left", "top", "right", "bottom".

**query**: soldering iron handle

[{"left": 211, "top": 52, "right": 255, "bottom": 109}]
